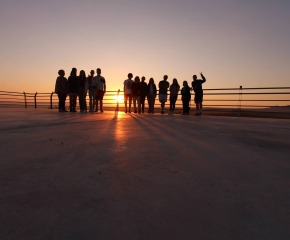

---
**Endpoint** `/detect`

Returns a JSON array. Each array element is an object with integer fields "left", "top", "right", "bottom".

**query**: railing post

[
  {"left": 116, "top": 89, "right": 120, "bottom": 112},
  {"left": 34, "top": 92, "right": 37, "bottom": 108},
  {"left": 23, "top": 92, "right": 27, "bottom": 108},
  {"left": 238, "top": 86, "right": 242, "bottom": 117},
  {"left": 50, "top": 92, "right": 53, "bottom": 109}
]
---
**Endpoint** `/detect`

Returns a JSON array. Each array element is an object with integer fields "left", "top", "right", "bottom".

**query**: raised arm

[{"left": 200, "top": 72, "right": 206, "bottom": 83}]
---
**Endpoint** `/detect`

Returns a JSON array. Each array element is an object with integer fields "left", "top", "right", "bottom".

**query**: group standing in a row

[
  {"left": 123, "top": 72, "right": 206, "bottom": 115},
  {"left": 55, "top": 68, "right": 206, "bottom": 115},
  {"left": 55, "top": 68, "right": 106, "bottom": 112}
]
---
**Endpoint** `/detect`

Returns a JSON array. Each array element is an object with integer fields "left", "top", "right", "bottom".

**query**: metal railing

[{"left": 1, "top": 87, "right": 290, "bottom": 117}]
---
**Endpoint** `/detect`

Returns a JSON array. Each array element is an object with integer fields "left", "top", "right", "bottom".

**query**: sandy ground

[{"left": 0, "top": 109, "right": 290, "bottom": 240}]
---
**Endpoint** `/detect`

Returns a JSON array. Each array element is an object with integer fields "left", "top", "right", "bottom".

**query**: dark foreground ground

[{"left": 0, "top": 109, "right": 290, "bottom": 240}]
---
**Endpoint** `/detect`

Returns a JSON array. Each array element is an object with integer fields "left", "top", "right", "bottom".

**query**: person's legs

[
  {"left": 137, "top": 96, "right": 141, "bottom": 113},
  {"left": 124, "top": 94, "right": 128, "bottom": 112},
  {"left": 172, "top": 96, "right": 177, "bottom": 112},
  {"left": 147, "top": 95, "right": 152, "bottom": 113},
  {"left": 100, "top": 99, "right": 103, "bottom": 112},
  {"left": 60, "top": 93, "right": 66, "bottom": 111},
  {"left": 95, "top": 98, "right": 99, "bottom": 112},
  {"left": 147, "top": 96, "right": 150, "bottom": 111},
  {"left": 169, "top": 96, "right": 173, "bottom": 112},
  {"left": 69, "top": 94, "right": 73, "bottom": 112},
  {"left": 200, "top": 93, "right": 203, "bottom": 113},
  {"left": 84, "top": 92, "right": 87, "bottom": 112},
  {"left": 92, "top": 89, "right": 96, "bottom": 112},
  {"left": 182, "top": 99, "right": 185, "bottom": 114},
  {"left": 159, "top": 94, "right": 167, "bottom": 113},
  {"left": 133, "top": 96, "right": 137, "bottom": 112},
  {"left": 89, "top": 90, "right": 93, "bottom": 112},
  {"left": 100, "top": 91, "right": 104, "bottom": 112},
  {"left": 185, "top": 100, "right": 190, "bottom": 114},
  {"left": 78, "top": 89, "right": 83, "bottom": 111},
  {"left": 151, "top": 96, "right": 155, "bottom": 114},
  {"left": 89, "top": 89, "right": 94, "bottom": 112},
  {"left": 73, "top": 94, "right": 77, "bottom": 111},
  {"left": 63, "top": 93, "right": 67, "bottom": 111},
  {"left": 140, "top": 95, "right": 145, "bottom": 113},
  {"left": 129, "top": 95, "right": 132, "bottom": 112},
  {"left": 58, "top": 93, "right": 62, "bottom": 111}
]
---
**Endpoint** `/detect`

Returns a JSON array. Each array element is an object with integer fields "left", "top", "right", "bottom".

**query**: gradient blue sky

[{"left": 0, "top": 0, "right": 290, "bottom": 92}]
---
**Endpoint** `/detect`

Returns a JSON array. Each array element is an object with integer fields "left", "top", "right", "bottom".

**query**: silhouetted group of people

[
  {"left": 123, "top": 73, "right": 206, "bottom": 115},
  {"left": 55, "top": 68, "right": 206, "bottom": 115},
  {"left": 55, "top": 68, "right": 106, "bottom": 112}
]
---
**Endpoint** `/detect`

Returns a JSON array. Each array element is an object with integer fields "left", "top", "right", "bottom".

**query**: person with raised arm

[
  {"left": 55, "top": 69, "right": 68, "bottom": 112},
  {"left": 169, "top": 78, "right": 180, "bottom": 115},
  {"left": 181, "top": 80, "right": 191, "bottom": 115},
  {"left": 147, "top": 78, "right": 157, "bottom": 114},
  {"left": 123, "top": 73, "right": 134, "bottom": 113},
  {"left": 68, "top": 68, "right": 78, "bottom": 112},
  {"left": 131, "top": 76, "right": 141, "bottom": 113},
  {"left": 192, "top": 72, "right": 206, "bottom": 116},
  {"left": 95, "top": 68, "right": 106, "bottom": 112},
  {"left": 140, "top": 76, "right": 147, "bottom": 113},
  {"left": 158, "top": 75, "right": 169, "bottom": 114}
]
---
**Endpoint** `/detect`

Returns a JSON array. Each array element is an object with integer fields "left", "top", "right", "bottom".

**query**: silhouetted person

[
  {"left": 169, "top": 78, "right": 180, "bottom": 114},
  {"left": 55, "top": 69, "right": 68, "bottom": 112},
  {"left": 147, "top": 78, "right": 157, "bottom": 114},
  {"left": 87, "top": 70, "right": 98, "bottom": 113},
  {"left": 124, "top": 73, "right": 134, "bottom": 113},
  {"left": 192, "top": 72, "right": 206, "bottom": 116},
  {"left": 159, "top": 75, "right": 169, "bottom": 114},
  {"left": 181, "top": 81, "right": 191, "bottom": 115},
  {"left": 140, "top": 76, "right": 147, "bottom": 113},
  {"left": 132, "top": 76, "right": 141, "bottom": 113},
  {"left": 68, "top": 68, "right": 78, "bottom": 112},
  {"left": 95, "top": 68, "right": 106, "bottom": 112},
  {"left": 78, "top": 70, "right": 88, "bottom": 113}
]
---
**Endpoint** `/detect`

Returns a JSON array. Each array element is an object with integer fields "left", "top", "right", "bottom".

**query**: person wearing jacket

[
  {"left": 68, "top": 68, "right": 78, "bottom": 112},
  {"left": 181, "top": 80, "right": 191, "bottom": 115},
  {"left": 169, "top": 78, "right": 180, "bottom": 114},
  {"left": 147, "top": 78, "right": 157, "bottom": 114},
  {"left": 131, "top": 76, "right": 141, "bottom": 113},
  {"left": 55, "top": 69, "right": 68, "bottom": 112}
]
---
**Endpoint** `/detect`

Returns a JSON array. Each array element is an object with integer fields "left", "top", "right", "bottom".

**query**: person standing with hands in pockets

[{"left": 192, "top": 72, "right": 206, "bottom": 116}]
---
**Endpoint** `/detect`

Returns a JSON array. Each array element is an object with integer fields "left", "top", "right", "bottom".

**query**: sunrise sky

[{"left": 0, "top": 0, "right": 290, "bottom": 93}]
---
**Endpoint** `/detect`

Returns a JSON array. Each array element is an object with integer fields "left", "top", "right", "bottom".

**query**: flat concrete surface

[{"left": 0, "top": 109, "right": 290, "bottom": 240}]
